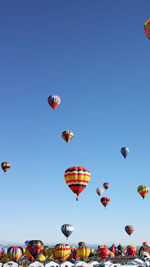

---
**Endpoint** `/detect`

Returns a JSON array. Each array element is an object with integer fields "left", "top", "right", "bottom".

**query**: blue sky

[{"left": 0, "top": 0, "right": 150, "bottom": 248}]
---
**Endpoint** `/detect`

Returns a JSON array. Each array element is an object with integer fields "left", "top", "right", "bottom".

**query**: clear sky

[{"left": 0, "top": 0, "right": 150, "bottom": 248}]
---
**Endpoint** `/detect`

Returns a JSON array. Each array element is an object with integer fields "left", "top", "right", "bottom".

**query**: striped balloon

[
  {"left": 125, "top": 225, "right": 134, "bottom": 236},
  {"left": 100, "top": 197, "right": 110, "bottom": 208},
  {"left": 77, "top": 246, "right": 90, "bottom": 261},
  {"left": 7, "top": 246, "right": 23, "bottom": 262},
  {"left": 53, "top": 244, "right": 71, "bottom": 262},
  {"left": 103, "top": 183, "right": 109, "bottom": 190},
  {"left": 61, "top": 224, "right": 74, "bottom": 239},
  {"left": 48, "top": 95, "right": 61, "bottom": 110},
  {"left": 1, "top": 162, "right": 11, "bottom": 173},
  {"left": 62, "top": 130, "right": 74, "bottom": 143},
  {"left": 64, "top": 166, "right": 91, "bottom": 200},
  {"left": 144, "top": 19, "right": 150, "bottom": 39},
  {"left": 137, "top": 185, "right": 149, "bottom": 199}
]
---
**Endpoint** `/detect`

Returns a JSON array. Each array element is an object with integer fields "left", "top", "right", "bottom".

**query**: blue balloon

[{"left": 121, "top": 147, "right": 129, "bottom": 159}]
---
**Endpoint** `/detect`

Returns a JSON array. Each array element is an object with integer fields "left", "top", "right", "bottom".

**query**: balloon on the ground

[
  {"left": 109, "top": 251, "right": 115, "bottom": 258},
  {"left": 61, "top": 224, "right": 74, "bottom": 239},
  {"left": 47, "top": 248, "right": 53, "bottom": 259},
  {"left": 137, "top": 185, "right": 149, "bottom": 199},
  {"left": 97, "top": 246, "right": 110, "bottom": 260},
  {"left": 77, "top": 246, "right": 90, "bottom": 261},
  {"left": 125, "top": 225, "right": 134, "bottom": 236},
  {"left": 144, "top": 19, "right": 150, "bottom": 39},
  {"left": 103, "top": 183, "right": 109, "bottom": 190},
  {"left": 143, "top": 242, "right": 148, "bottom": 247},
  {"left": 96, "top": 187, "right": 103, "bottom": 196},
  {"left": 53, "top": 244, "right": 71, "bottom": 262},
  {"left": 48, "top": 95, "right": 61, "bottom": 110},
  {"left": 36, "top": 254, "right": 46, "bottom": 261},
  {"left": 101, "top": 197, "right": 110, "bottom": 208},
  {"left": 127, "top": 245, "right": 136, "bottom": 256},
  {"left": 78, "top": 242, "right": 86, "bottom": 248},
  {"left": 62, "top": 130, "right": 74, "bottom": 143},
  {"left": 27, "top": 240, "right": 44, "bottom": 260},
  {"left": 121, "top": 147, "right": 129, "bottom": 159},
  {"left": 7, "top": 246, "right": 23, "bottom": 262},
  {"left": 1, "top": 162, "right": 11, "bottom": 172},
  {"left": 64, "top": 166, "right": 91, "bottom": 200}
]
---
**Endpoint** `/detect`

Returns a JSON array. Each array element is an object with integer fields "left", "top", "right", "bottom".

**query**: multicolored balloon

[
  {"left": 127, "top": 245, "right": 136, "bottom": 256},
  {"left": 125, "top": 225, "right": 134, "bottom": 236},
  {"left": 137, "top": 185, "right": 149, "bottom": 199},
  {"left": 64, "top": 166, "right": 91, "bottom": 200},
  {"left": 25, "top": 248, "right": 34, "bottom": 261},
  {"left": 121, "top": 147, "right": 129, "bottom": 159},
  {"left": 7, "top": 246, "right": 23, "bottom": 262},
  {"left": 1, "top": 162, "right": 11, "bottom": 172},
  {"left": 100, "top": 197, "right": 110, "bottom": 208},
  {"left": 61, "top": 224, "right": 74, "bottom": 239},
  {"left": 96, "top": 187, "right": 103, "bottom": 196},
  {"left": 62, "top": 130, "right": 74, "bottom": 143},
  {"left": 77, "top": 246, "right": 90, "bottom": 261},
  {"left": 48, "top": 95, "right": 61, "bottom": 110},
  {"left": 78, "top": 242, "right": 86, "bottom": 248},
  {"left": 103, "top": 183, "right": 109, "bottom": 190},
  {"left": 53, "top": 244, "right": 71, "bottom": 262},
  {"left": 144, "top": 19, "right": 150, "bottom": 39},
  {"left": 97, "top": 246, "right": 110, "bottom": 260},
  {"left": 27, "top": 240, "right": 44, "bottom": 259}
]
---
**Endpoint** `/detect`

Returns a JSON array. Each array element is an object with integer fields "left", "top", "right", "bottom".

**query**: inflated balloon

[
  {"left": 36, "top": 254, "right": 46, "bottom": 262},
  {"left": 48, "top": 95, "right": 61, "bottom": 110},
  {"left": 144, "top": 19, "right": 150, "bottom": 39},
  {"left": 121, "top": 147, "right": 129, "bottom": 159},
  {"left": 127, "top": 245, "right": 136, "bottom": 256},
  {"left": 53, "top": 244, "right": 71, "bottom": 262},
  {"left": 47, "top": 248, "right": 53, "bottom": 259},
  {"left": 7, "top": 246, "right": 23, "bottom": 262},
  {"left": 125, "top": 225, "right": 134, "bottom": 236},
  {"left": 77, "top": 246, "right": 90, "bottom": 261},
  {"left": 0, "top": 248, "right": 7, "bottom": 259},
  {"left": 137, "top": 185, "right": 149, "bottom": 199},
  {"left": 1, "top": 162, "right": 11, "bottom": 172},
  {"left": 103, "top": 183, "right": 109, "bottom": 190},
  {"left": 61, "top": 224, "right": 74, "bottom": 239},
  {"left": 96, "top": 187, "right": 103, "bottom": 196},
  {"left": 97, "top": 246, "right": 110, "bottom": 260},
  {"left": 64, "top": 166, "right": 91, "bottom": 200},
  {"left": 109, "top": 244, "right": 116, "bottom": 255},
  {"left": 62, "top": 131, "right": 74, "bottom": 143},
  {"left": 101, "top": 197, "right": 110, "bottom": 208},
  {"left": 27, "top": 240, "right": 44, "bottom": 259},
  {"left": 143, "top": 242, "right": 148, "bottom": 247},
  {"left": 109, "top": 251, "right": 115, "bottom": 259}
]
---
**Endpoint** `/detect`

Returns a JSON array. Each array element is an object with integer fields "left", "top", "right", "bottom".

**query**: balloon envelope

[
  {"left": 125, "top": 225, "right": 134, "bottom": 236},
  {"left": 62, "top": 130, "right": 74, "bottom": 143},
  {"left": 48, "top": 95, "right": 61, "bottom": 110},
  {"left": 101, "top": 197, "right": 110, "bottom": 207},
  {"left": 121, "top": 147, "right": 129, "bottom": 159},
  {"left": 64, "top": 166, "right": 91, "bottom": 200},
  {"left": 144, "top": 19, "right": 150, "bottom": 39},
  {"left": 96, "top": 187, "right": 103, "bottom": 196},
  {"left": 53, "top": 244, "right": 71, "bottom": 262},
  {"left": 61, "top": 224, "right": 74, "bottom": 239},
  {"left": 103, "top": 183, "right": 109, "bottom": 190},
  {"left": 27, "top": 240, "right": 44, "bottom": 259},
  {"left": 7, "top": 246, "right": 23, "bottom": 262},
  {"left": 137, "top": 185, "right": 149, "bottom": 199},
  {"left": 1, "top": 162, "right": 11, "bottom": 172}
]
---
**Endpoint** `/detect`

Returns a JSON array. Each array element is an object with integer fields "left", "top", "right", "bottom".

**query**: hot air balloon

[
  {"left": 61, "top": 224, "right": 74, "bottom": 239},
  {"left": 25, "top": 240, "right": 29, "bottom": 247},
  {"left": 100, "top": 197, "right": 110, "bottom": 208},
  {"left": 143, "top": 242, "right": 148, "bottom": 247},
  {"left": 64, "top": 166, "right": 91, "bottom": 201},
  {"left": 97, "top": 246, "right": 110, "bottom": 260},
  {"left": 48, "top": 95, "right": 61, "bottom": 110},
  {"left": 25, "top": 248, "right": 34, "bottom": 261},
  {"left": 53, "top": 244, "right": 71, "bottom": 262},
  {"left": 47, "top": 248, "right": 53, "bottom": 259},
  {"left": 144, "top": 19, "right": 150, "bottom": 39},
  {"left": 1, "top": 162, "right": 11, "bottom": 173},
  {"left": 96, "top": 187, "right": 103, "bottom": 196},
  {"left": 7, "top": 246, "right": 23, "bottom": 262},
  {"left": 78, "top": 242, "right": 86, "bottom": 248},
  {"left": 127, "top": 245, "right": 136, "bottom": 256},
  {"left": 27, "top": 240, "right": 44, "bottom": 260},
  {"left": 77, "top": 246, "right": 90, "bottom": 261},
  {"left": 62, "top": 130, "right": 74, "bottom": 143},
  {"left": 137, "top": 185, "right": 149, "bottom": 199},
  {"left": 109, "top": 251, "right": 115, "bottom": 259},
  {"left": 103, "top": 183, "right": 109, "bottom": 190},
  {"left": 121, "top": 147, "right": 129, "bottom": 159},
  {"left": 125, "top": 225, "right": 134, "bottom": 236}
]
